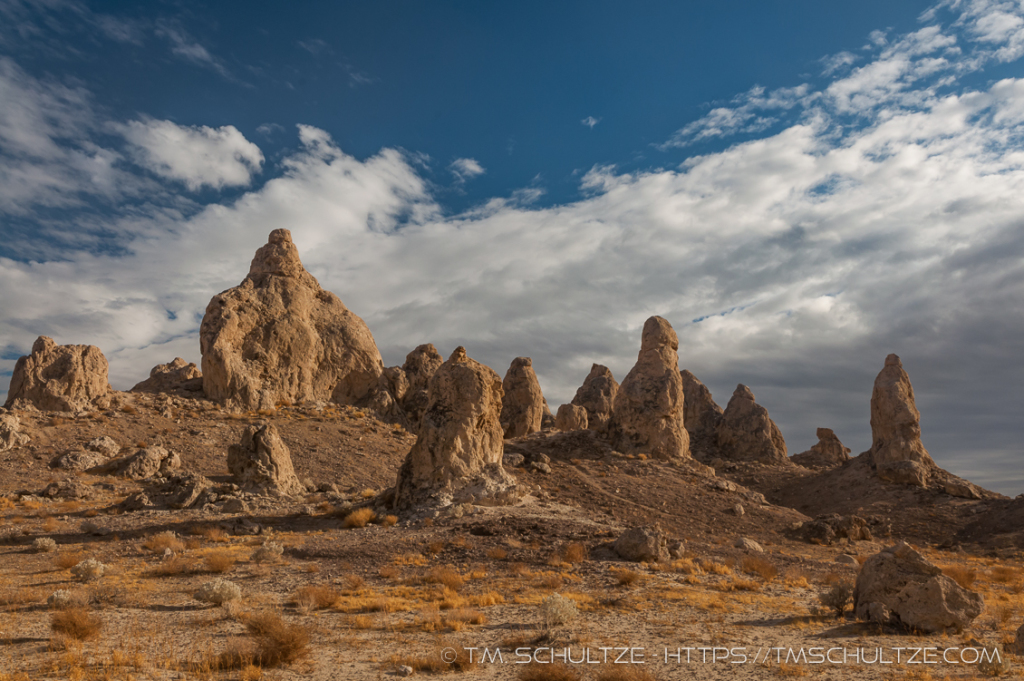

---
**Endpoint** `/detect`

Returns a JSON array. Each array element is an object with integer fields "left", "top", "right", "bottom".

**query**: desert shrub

[
  {"left": 195, "top": 579, "right": 242, "bottom": 605},
  {"left": 539, "top": 593, "right": 578, "bottom": 629},
  {"left": 204, "top": 550, "right": 237, "bottom": 573},
  {"left": 70, "top": 558, "right": 107, "bottom": 582},
  {"left": 426, "top": 567, "right": 464, "bottom": 592},
  {"left": 242, "top": 611, "right": 311, "bottom": 667},
  {"left": 381, "top": 515, "right": 398, "bottom": 527},
  {"left": 613, "top": 568, "right": 642, "bottom": 587},
  {"left": 818, "top": 581, "right": 854, "bottom": 618},
  {"left": 741, "top": 555, "right": 778, "bottom": 581},
  {"left": 54, "top": 552, "right": 86, "bottom": 570},
  {"left": 486, "top": 547, "right": 508, "bottom": 561},
  {"left": 46, "top": 590, "right": 85, "bottom": 610},
  {"left": 250, "top": 541, "right": 284, "bottom": 564},
  {"left": 563, "top": 542, "right": 587, "bottom": 564},
  {"left": 343, "top": 508, "right": 376, "bottom": 528},
  {"left": 32, "top": 537, "right": 57, "bottom": 553},
  {"left": 944, "top": 565, "right": 978, "bottom": 589},
  {"left": 293, "top": 585, "right": 340, "bottom": 611},
  {"left": 51, "top": 607, "right": 102, "bottom": 640},
  {"left": 142, "top": 531, "right": 184, "bottom": 554}
]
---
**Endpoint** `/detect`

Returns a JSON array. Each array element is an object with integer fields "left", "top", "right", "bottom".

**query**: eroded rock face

[
  {"left": 4, "top": 336, "right": 111, "bottom": 412},
  {"left": 0, "top": 414, "right": 30, "bottom": 451},
  {"left": 610, "top": 316, "right": 690, "bottom": 460},
  {"left": 200, "top": 229, "right": 384, "bottom": 410},
  {"left": 499, "top": 357, "right": 546, "bottom": 439},
  {"left": 554, "top": 404, "right": 588, "bottom": 431},
  {"left": 393, "top": 347, "right": 518, "bottom": 509},
  {"left": 399, "top": 344, "right": 444, "bottom": 427},
  {"left": 800, "top": 514, "right": 871, "bottom": 545},
  {"left": 870, "top": 354, "right": 935, "bottom": 486},
  {"left": 791, "top": 428, "right": 851, "bottom": 468},
  {"left": 854, "top": 542, "right": 983, "bottom": 632},
  {"left": 571, "top": 364, "right": 618, "bottom": 433},
  {"left": 131, "top": 358, "right": 202, "bottom": 394},
  {"left": 109, "top": 447, "right": 181, "bottom": 480},
  {"left": 681, "top": 370, "right": 723, "bottom": 451},
  {"left": 227, "top": 423, "right": 306, "bottom": 497},
  {"left": 613, "top": 525, "right": 670, "bottom": 563},
  {"left": 715, "top": 385, "right": 787, "bottom": 465}
]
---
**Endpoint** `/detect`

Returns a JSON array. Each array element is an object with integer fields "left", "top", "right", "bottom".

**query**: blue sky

[{"left": 2, "top": 0, "right": 1024, "bottom": 492}]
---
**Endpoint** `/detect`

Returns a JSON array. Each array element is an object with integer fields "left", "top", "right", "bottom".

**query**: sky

[{"left": 1, "top": 0, "right": 1023, "bottom": 493}]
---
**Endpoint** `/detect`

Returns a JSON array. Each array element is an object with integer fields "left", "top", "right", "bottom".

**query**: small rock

[
  {"left": 732, "top": 504, "right": 745, "bottom": 516},
  {"left": 530, "top": 462, "right": 551, "bottom": 474},
  {"left": 397, "top": 664, "right": 414, "bottom": 677},
  {"left": 835, "top": 554, "right": 859, "bottom": 566},
  {"left": 734, "top": 538, "right": 764, "bottom": 553},
  {"left": 502, "top": 453, "right": 525, "bottom": 468}
]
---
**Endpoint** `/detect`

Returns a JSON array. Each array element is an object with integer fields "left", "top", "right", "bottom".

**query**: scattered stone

[
  {"left": 732, "top": 504, "right": 745, "bottom": 516},
  {"left": 854, "top": 542, "right": 983, "bottom": 632},
  {"left": 870, "top": 354, "right": 935, "bottom": 486},
  {"left": 790, "top": 428, "right": 851, "bottom": 468},
  {"left": 667, "top": 539, "right": 686, "bottom": 559},
  {"left": 117, "top": 492, "right": 151, "bottom": 512},
  {"left": 614, "top": 525, "right": 670, "bottom": 563},
  {"left": 86, "top": 436, "right": 120, "bottom": 457},
  {"left": 0, "top": 413, "right": 30, "bottom": 451},
  {"left": 131, "top": 357, "right": 203, "bottom": 393},
  {"left": 50, "top": 448, "right": 106, "bottom": 472},
  {"left": 530, "top": 462, "right": 552, "bottom": 474},
  {"left": 502, "top": 453, "right": 525, "bottom": 468},
  {"left": 554, "top": 403, "right": 588, "bottom": 432},
  {"left": 4, "top": 336, "right": 112, "bottom": 411},
  {"left": 681, "top": 370, "right": 723, "bottom": 449},
  {"left": 227, "top": 423, "right": 305, "bottom": 497},
  {"left": 571, "top": 364, "right": 619, "bottom": 433},
  {"left": 800, "top": 514, "right": 872, "bottom": 545},
  {"left": 158, "top": 473, "right": 214, "bottom": 509},
  {"left": 610, "top": 316, "right": 690, "bottom": 460},
  {"left": 734, "top": 537, "right": 764, "bottom": 553},
  {"left": 41, "top": 478, "right": 94, "bottom": 500},
  {"left": 220, "top": 498, "right": 248, "bottom": 514},
  {"left": 109, "top": 446, "right": 181, "bottom": 480},
  {"left": 944, "top": 479, "right": 982, "bottom": 500},
  {"left": 499, "top": 357, "right": 546, "bottom": 438},
  {"left": 716, "top": 385, "right": 788, "bottom": 465},
  {"left": 200, "top": 229, "right": 384, "bottom": 409},
  {"left": 393, "top": 347, "right": 519, "bottom": 509},
  {"left": 397, "top": 665, "right": 414, "bottom": 677},
  {"left": 32, "top": 537, "right": 57, "bottom": 553},
  {"left": 195, "top": 579, "right": 242, "bottom": 605}
]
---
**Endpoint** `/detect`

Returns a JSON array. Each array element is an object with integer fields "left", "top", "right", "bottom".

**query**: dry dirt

[{"left": 1, "top": 392, "right": 1021, "bottom": 681}]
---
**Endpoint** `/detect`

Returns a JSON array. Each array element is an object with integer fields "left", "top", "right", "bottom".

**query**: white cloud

[
  {"left": 449, "top": 157, "right": 485, "bottom": 182},
  {"left": 155, "top": 22, "right": 232, "bottom": 79},
  {"left": 121, "top": 119, "right": 264, "bottom": 191},
  {"left": 581, "top": 116, "right": 601, "bottom": 128}
]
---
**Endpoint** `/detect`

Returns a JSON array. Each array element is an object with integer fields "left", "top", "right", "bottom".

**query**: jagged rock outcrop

[
  {"left": 791, "top": 428, "right": 851, "bottom": 468},
  {"left": 108, "top": 446, "right": 181, "bottom": 480},
  {"left": 715, "top": 385, "right": 787, "bottom": 464},
  {"left": 0, "top": 413, "right": 30, "bottom": 451},
  {"left": 854, "top": 542, "right": 983, "bottom": 632},
  {"left": 4, "top": 336, "right": 111, "bottom": 412},
  {"left": 555, "top": 404, "right": 588, "bottom": 431},
  {"left": 200, "top": 229, "right": 384, "bottom": 410},
  {"left": 613, "top": 525, "right": 670, "bottom": 563},
  {"left": 609, "top": 316, "right": 690, "bottom": 460},
  {"left": 571, "top": 364, "right": 618, "bottom": 433},
  {"left": 131, "top": 358, "right": 202, "bottom": 394},
  {"left": 681, "top": 370, "right": 723, "bottom": 452},
  {"left": 799, "top": 513, "right": 871, "bottom": 545},
  {"left": 227, "top": 423, "right": 305, "bottom": 497},
  {"left": 499, "top": 357, "right": 546, "bottom": 439},
  {"left": 393, "top": 347, "right": 519, "bottom": 509},
  {"left": 870, "top": 354, "right": 935, "bottom": 486}
]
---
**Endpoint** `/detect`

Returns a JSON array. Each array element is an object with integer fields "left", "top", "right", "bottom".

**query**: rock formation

[
  {"left": 799, "top": 513, "right": 871, "bottom": 545},
  {"left": 200, "top": 229, "right": 383, "bottom": 410},
  {"left": 680, "top": 370, "right": 723, "bottom": 451},
  {"left": 790, "top": 428, "right": 851, "bottom": 468},
  {"left": 854, "top": 542, "right": 983, "bottom": 632},
  {"left": 613, "top": 525, "right": 670, "bottom": 563},
  {"left": 4, "top": 336, "right": 111, "bottom": 412},
  {"left": 610, "top": 317, "right": 690, "bottom": 460},
  {"left": 715, "top": 385, "right": 787, "bottom": 464},
  {"left": 570, "top": 364, "right": 618, "bottom": 433},
  {"left": 554, "top": 404, "right": 588, "bottom": 431},
  {"left": 131, "top": 358, "right": 202, "bottom": 393},
  {"left": 0, "top": 414, "right": 29, "bottom": 451},
  {"left": 393, "top": 347, "right": 518, "bottom": 509},
  {"left": 499, "top": 357, "right": 546, "bottom": 438},
  {"left": 109, "top": 446, "right": 181, "bottom": 480},
  {"left": 870, "top": 354, "right": 935, "bottom": 486},
  {"left": 227, "top": 423, "right": 305, "bottom": 497}
]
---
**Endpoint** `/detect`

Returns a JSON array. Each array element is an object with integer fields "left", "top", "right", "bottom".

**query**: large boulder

[
  {"left": 854, "top": 542, "right": 983, "bottom": 632},
  {"left": 570, "top": 364, "right": 618, "bottom": 433},
  {"left": 108, "top": 446, "right": 181, "bottom": 480},
  {"left": 870, "top": 354, "right": 935, "bottom": 486},
  {"left": 0, "top": 413, "right": 30, "bottom": 451},
  {"left": 227, "top": 423, "right": 305, "bottom": 497},
  {"left": 200, "top": 229, "right": 384, "bottom": 410},
  {"left": 554, "top": 403, "right": 588, "bottom": 431},
  {"left": 609, "top": 316, "right": 690, "bottom": 460},
  {"left": 4, "top": 336, "right": 111, "bottom": 412},
  {"left": 499, "top": 357, "right": 546, "bottom": 439},
  {"left": 790, "top": 428, "right": 851, "bottom": 468},
  {"left": 131, "top": 358, "right": 202, "bottom": 394},
  {"left": 715, "top": 385, "right": 788, "bottom": 464},
  {"left": 613, "top": 525, "right": 670, "bottom": 563},
  {"left": 681, "top": 370, "right": 723, "bottom": 451},
  {"left": 393, "top": 347, "right": 519, "bottom": 509}
]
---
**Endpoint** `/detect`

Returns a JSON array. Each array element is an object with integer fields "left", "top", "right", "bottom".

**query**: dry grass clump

[
  {"left": 563, "top": 542, "right": 588, "bottom": 564},
  {"left": 204, "top": 550, "right": 237, "bottom": 574},
  {"left": 486, "top": 547, "right": 509, "bottom": 561},
  {"left": 292, "top": 585, "right": 341, "bottom": 611},
  {"left": 518, "top": 663, "right": 583, "bottom": 681},
  {"left": 782, "top": 568, "right": 811, "bottom": 588},
  {"left": 943, "top": 565, "right": 978, "bottom": 589},
  {"left": 989, "top": 566, "right": 1020, "bottom": 584},
  {"left": 380, "top": 514, "right": 398, "bottom": 527},
  {"left": 54, "top": 551, "right": 86, "bottom": 570},
  {"left": 50, "top": 607, "right": 102, "bottom": 640},
  {"left": 242, "top": 611, "right": 311, "bottom": 667},
  {"left": 189, "top": 525, "right": 229, "bottom": 542},
  {"left": 391, "top": 639, "right": 479, "bottom": 674},
  {"left": 539, "top": 592, "right": 579, "bottom": 628},
  {"left": 250, "top": 541, "right": 284, "bottom": 564},
  {"left": 741, "top": 555, "right": 778, "bottom": 581},
  {"left": 343, "top": 508, "right": 376, "bottom": 528},
  {"left": 426, "top": 567, "right": 464, "bottom": 592},
  {"left": 149, "top": 556, "right": 197, "bottom": 577},
  {"left": 699, "top": 559, "right": 733, "bottom": 575},
  {"left": 142, "top": 531, "right": 184, "bottom": 553},
  {"left": 613, "top": 568, "right": 643, "bottom": 587},
  {"left": 818, "top": 581, "right": 854, "bottom": 618}
]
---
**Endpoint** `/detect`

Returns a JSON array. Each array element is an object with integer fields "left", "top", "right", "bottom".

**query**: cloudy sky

[{"left": 2, "top": 0, "right": 1023, "bottom": 493}]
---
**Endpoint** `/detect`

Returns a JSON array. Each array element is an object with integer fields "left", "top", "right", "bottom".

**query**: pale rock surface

[
  {"left": 854, "top": 542, "right": 983, "bottom": 632},
  {"left": 680, "top": 370, "right": 723, "bottom": 448},
  {"left": 554, "top": 403, "right": 588, "bottom": 431},
  {"left": 51, "top": 448, "right": 106, "bottom": 472},
  {"left": 613, "top": 525, "right": 670, "bottom": 563},
  {"left": 110, "top": 446, "right": 181, "bottom": 480},
  {"left": 790, "top": 428, "right": 851, "bottom": 468},
  {"left": 499, "top": 357, "right": 546, "bottom": 438},
  {"left": 0, "top": 414, "right": 30, "bottom": 451},
  {"left": 734, "top": 537, "right": 764, "bottom": 553},
  {"left": 86, "top": 436, "right": 120, "bottom": 457},
  {"left": 131, "top": 358, "right": 202, "bottom": 393},
  {"left": 227, "top": 423, "right": 305, "bottom": 497},
  {"left": 200, "top": 229, "right": 383, "bottom": 410},
  {"left": 870, "top": 354, "right": 935, "bottom": 486},
  {"left": 609, "top": 316, "right": 690, "bottom": 460},
  {"left": 4, "top": 336, "right": 111, "bottom": 411},
  {"left": 716, "top": 385, "right": 788, "bottom": 464},
  {"left": 570, "top": 364, "right": 618, "bottom": 433},
  {"left": 393, "top": 347, "right": 519, "bottom": 509}
]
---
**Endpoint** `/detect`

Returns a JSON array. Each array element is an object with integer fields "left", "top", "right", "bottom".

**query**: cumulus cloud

[
  {"left": 3, "top": 0, "right": 1024, "bottom": 494},
  {"left": 449, "top": 157, "right": 485, "bottom": 182},
  {"left": 120, "top": 119, "right": 264, "bottom": 190},
  {"left": 581, "top": 116, "right": 601, "bottom": 128}
]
